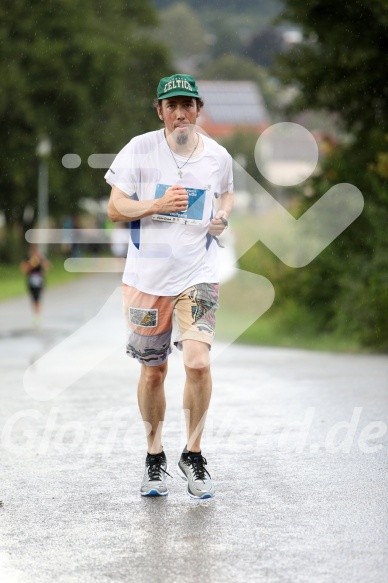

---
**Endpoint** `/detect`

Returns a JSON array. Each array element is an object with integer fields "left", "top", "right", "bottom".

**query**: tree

[
  {"left": 152, "top": 0, "right": 283, "bottom": 65},
  {"left": 156, "top": 2, "right": 207, "bottom": 59},
  {"left": 152, "top": 0, "right": 281, "bottom": 19},
  {"left": 245, "top": 27, "right": 286, "bottom": 68},
  {"left": 273, "top": 0, "right": 388, "bottom": 350},
  {"left": 277, "top": 0, "right": 388, "bottom": 137},
  {"left": 0, "top": 0, "right": 171, "bottom": 235}
]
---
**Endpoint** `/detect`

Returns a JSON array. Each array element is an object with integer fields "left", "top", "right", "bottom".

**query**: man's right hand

[
  {"left": 156, "top": 185, "right": 189, "bottom": 214},
  {"left": 108, "top": 184, "right": 189, "bottom": 222}
]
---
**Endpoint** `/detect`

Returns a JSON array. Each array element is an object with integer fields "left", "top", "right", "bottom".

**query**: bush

[
  {"left": 0, "top": 228, "right": 26, "bottom": 264},
  {"left": 272, "top": 137, "right": 388, "bottom": 351}
]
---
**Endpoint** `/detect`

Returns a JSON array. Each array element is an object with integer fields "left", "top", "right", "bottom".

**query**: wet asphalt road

[{"left": 0, "top": 273, "right": 387, "bottom": 583}]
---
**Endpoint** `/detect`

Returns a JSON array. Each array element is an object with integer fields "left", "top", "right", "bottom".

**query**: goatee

[{"left": 175, "top": 133, "right": 189, "bottom": 146}]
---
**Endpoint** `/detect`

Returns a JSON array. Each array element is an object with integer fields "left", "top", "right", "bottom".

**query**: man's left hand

[{"left": 208, "top": 211, "right": 228, "bottom": 237}]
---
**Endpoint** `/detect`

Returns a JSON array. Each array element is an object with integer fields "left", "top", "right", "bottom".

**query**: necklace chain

[{"left": 166, "top": 133, "right": 199, "bottom": 178}]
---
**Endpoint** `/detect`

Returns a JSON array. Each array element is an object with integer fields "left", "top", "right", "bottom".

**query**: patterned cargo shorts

[{"left": 122, "top": 283, "right": 219, "bottom": 367}]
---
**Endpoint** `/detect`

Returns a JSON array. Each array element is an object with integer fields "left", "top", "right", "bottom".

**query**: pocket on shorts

[{"left": 129, "top": 307, "right": 158, "bottom": 328}]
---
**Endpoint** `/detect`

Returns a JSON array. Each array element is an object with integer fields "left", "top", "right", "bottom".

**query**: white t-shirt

[{"left": 105, "top": 128, "right": 233, "bottom": 296}]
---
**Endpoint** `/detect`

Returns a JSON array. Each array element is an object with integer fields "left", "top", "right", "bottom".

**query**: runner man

[{"left": 106, "top": 74, "right": 233, "bottom": 499}]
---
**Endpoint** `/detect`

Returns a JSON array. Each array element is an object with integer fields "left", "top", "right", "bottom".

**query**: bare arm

[
  {"left": 20, "top": 260, "right": 29, "bottom": 274},
  {"left": 208, "top": 190, "right": 234, "bottom": 237},
  {"left": 19, "top": 253, "right": 51, "bottom": 274},
  {"left": 107, "top": 185, "right": 189, "bottom": 223},
  {"left": 41, "top": 256, "right": 51, "bottom": 272}
]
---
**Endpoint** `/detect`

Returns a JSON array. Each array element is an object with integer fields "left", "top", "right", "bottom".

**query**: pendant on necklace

[{"left": 166, "top": 133, "right": 199, "bottom": 180}]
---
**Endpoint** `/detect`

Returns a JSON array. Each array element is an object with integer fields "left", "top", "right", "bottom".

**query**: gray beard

[{"left": 175, "top": 133, "right": 189, "bottom": 146}]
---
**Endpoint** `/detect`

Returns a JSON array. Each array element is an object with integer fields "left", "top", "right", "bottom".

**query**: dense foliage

[
  {"left": 271, "top": 0, "right": 388, "bottom": 350},
  {"left": 0, "top": 0, "right": 171, "bottom": 230},
  {"left": 152, "top": 0, "right": 280, "bottom": 15}
]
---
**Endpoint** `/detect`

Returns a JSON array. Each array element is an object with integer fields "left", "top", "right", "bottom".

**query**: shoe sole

[
  {"left": 176, "top": 464, "right": 215, "bottom": 499},
  {"left": 141, "top": 489, "right": 168, "bottom": 497}
]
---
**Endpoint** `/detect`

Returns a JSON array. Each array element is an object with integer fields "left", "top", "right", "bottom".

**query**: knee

[
  {"left": 142, "top": 363, "right": 167, "bottom": 387},
  {"left": 185, "top": 362, "right": 211, "bottom": 383},
  {"left": 183, "top": 341, "right": 210, "bottom": 371}
]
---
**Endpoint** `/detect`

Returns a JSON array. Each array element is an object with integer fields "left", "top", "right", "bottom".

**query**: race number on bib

[{"left": 152, "top": 183, "right": 205, "bottom": 225}]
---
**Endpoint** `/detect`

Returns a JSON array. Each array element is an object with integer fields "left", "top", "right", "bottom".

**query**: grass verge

[
  {"left": 216, "top": 212, "right": 362, "bottom": 353},
  {"left": 0, "top": 256, "right": 84, "bottom": 302}
]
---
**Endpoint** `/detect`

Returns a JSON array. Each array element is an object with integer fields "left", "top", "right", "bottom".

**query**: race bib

[
  {"left": 152, "top": 183, "right": 205, "bottom": 225},
  {"left": 28, "top": 273, "right": 44, "bottom": 287}
]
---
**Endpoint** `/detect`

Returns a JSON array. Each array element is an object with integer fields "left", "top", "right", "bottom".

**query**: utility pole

[{"left": 36, "top": 136, "right": 51, "bottom": 254}]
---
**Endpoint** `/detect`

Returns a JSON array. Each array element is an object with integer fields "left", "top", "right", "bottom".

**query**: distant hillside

[
  {"left": 152, "top": 0, "right": 287, "bottom": 74},
  {"left": 152, "top": 0, "right": 281, "bottom": 15}
]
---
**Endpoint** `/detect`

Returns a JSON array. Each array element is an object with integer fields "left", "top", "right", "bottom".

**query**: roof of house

[{"left": 196, "top": 80, "right": 269, "bottom": 126}]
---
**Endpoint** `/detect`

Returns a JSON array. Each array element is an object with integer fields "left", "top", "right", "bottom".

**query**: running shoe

[
  {"left": 177, "top": 447, "right": 215, "bottom": 499},
  {"left": 140, "top": 451, "right": 171, "bottom": 497}
]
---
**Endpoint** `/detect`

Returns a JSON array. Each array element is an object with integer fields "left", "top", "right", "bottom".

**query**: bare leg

[
  {"left": 31, "top": 298, "right": 41, "bottom": 329},
  {"left": 182, "top": 340, "right": 212, "bottom": 452},
  {"left": 137, "top": 362, "right": 168, "bottom": 454}
]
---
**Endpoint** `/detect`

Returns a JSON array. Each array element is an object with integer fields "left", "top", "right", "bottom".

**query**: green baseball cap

[{"left": 157, "top": 74, "right": 200, "bottom": 100}]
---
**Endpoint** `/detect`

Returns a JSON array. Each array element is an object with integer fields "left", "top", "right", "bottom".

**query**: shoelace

[
  {"left": 147, "top": 457, "right": 172, "bottom": 481},
  {"left": 186, "top": 454, "right": 211, "bottom": 482}
]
